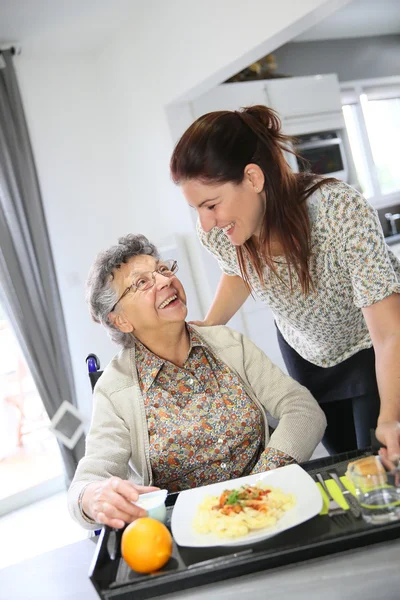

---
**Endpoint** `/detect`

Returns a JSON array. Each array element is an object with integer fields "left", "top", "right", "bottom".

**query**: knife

[{"left": 328, "top": 471, "right": 361, "bottom": 518}]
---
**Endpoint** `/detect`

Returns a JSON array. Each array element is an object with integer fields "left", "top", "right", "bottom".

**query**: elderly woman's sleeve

[
  {"left": 67, "top": 386, "right": 132, "bottom": 529},
  {"left": 241, "top": 335, "right": 327, "bottom": 463}
]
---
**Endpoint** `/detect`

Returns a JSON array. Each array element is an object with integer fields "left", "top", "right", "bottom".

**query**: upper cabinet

[
  {"left": 190, "top": 74, "right": 344, "bottom": 136},
  {"left": 264, "top": 74, "right": 344, "bottom": 135},
  {"left": 191, "top": 80, "right": 269, "bottom": 116}
]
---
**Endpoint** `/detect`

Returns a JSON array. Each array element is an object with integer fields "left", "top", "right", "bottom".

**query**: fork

[
  {"left": 328, "top": 469, "right": 361, "bottom": 519},
  {"left": 315, "top": 473, "right": 347, "bottom": 517}
]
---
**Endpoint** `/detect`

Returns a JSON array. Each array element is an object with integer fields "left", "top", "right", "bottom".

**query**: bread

[{"left": 346, "top": 455, "right": 386, "bottom": 479}]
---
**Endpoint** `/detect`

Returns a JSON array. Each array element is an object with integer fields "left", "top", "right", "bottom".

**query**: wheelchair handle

[{"left": 86, "top": 354, "right": 100, "bottom": 373}]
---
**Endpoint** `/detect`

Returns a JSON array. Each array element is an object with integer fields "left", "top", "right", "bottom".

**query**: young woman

[{"left": 170, "top": 105, "right": 400, "bottom": 460}]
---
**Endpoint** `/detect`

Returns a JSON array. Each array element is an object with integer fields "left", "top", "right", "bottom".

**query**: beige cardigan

[{"left": 68, "top": 325, "right": 326, "bottom": 529}]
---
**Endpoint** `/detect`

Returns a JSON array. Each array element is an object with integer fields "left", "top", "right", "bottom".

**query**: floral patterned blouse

[
  {"left": 135, "top": 327, "right": 293, "bottom": 492},
  {"left": 198, "top": 181, "right": 400, "bottom": 367}
]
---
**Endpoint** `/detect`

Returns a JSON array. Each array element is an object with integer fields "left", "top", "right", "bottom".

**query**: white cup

[{"left": 134, "top": 489, "right": 168, "bottom": 523}]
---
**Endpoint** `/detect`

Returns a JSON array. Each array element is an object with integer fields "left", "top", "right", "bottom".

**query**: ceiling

[
  {"left": 294, "top": 0, "right": 400, "bottom": 42},
  {"left": 0, "top": 0, "right": 399, "bottom": 55},
  {"left": 0, "top": 0, "right": 136, "bottom": 54}
]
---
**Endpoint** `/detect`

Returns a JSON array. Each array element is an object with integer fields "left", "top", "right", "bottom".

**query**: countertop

[
  {"left": 0, "top": 535, "right": 399, "bottom": 600},
  {"left": 384, "top": 233, "right": 400, "bottom": 246}
]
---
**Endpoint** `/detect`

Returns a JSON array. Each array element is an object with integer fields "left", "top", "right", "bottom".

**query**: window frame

[{"left": 340, "top": 76, "right": 400, "bottom": 209}]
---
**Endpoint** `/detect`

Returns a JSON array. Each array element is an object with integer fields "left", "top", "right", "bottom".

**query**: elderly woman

[{"left": 68, "top": 234, "right": 326, "bottom": 530}]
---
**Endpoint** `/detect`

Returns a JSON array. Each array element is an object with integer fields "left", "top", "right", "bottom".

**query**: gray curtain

[{"left": 0, "top": 49, "right": 84, "bottom": 484}]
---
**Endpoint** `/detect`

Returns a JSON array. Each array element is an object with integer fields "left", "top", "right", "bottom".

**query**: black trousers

[
  {"left": 319, "top": 394, "right": 380, "bottom": 454},
  {"left": 276, "top": 327, "right": 380, "bottom": 455}
]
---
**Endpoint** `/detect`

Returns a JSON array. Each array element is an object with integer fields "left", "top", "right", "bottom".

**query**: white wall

[{"left": 14, "top": 0, "right": 348, "bottom": 415}]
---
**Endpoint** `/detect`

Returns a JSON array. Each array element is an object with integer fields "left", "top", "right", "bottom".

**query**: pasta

[{"left": 192, "top": 483, "right": 295, "bottom": 539}]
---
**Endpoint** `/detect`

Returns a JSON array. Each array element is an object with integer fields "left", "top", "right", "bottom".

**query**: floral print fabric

[{"left": 135, "top": 327, "right": 292, "bottom": 491}]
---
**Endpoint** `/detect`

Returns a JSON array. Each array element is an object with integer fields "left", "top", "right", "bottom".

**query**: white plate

[{"left": 171, "top": 464, "right": 322, "bottom": 547}]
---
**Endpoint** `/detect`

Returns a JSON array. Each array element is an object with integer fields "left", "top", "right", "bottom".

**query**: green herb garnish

[{"left": 226, "top": 490, "right": 240, "bottom": 505}]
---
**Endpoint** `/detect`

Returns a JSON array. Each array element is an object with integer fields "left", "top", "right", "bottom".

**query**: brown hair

[{"left": 170, "top": 105, "right": 335, "bottom": 295}]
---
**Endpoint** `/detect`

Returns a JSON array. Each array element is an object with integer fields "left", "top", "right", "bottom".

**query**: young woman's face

[{"left": 181, "top": 173, "right": 265, "bottom": 246}]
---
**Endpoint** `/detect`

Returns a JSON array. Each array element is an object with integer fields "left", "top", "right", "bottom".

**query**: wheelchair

[
  {"left": 85, "top": 353, "right": 103, "bottom": 535},
  {"left": 85, "top": 353, "right": 103, "bottom": 391}
]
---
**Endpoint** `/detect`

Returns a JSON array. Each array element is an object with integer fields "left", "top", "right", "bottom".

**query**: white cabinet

[
  {"left": 242, "top": 297, "right": 287, "bottom": 372},
  {"left": 190, "top": 74, "right": 344, "bottom": 136},
  {"left": 265, "top": 75, "right": 341, "bottom": 119},
  {"left": 264, "top": 74, "right": 344, "bottom": 135},
  {"left": 191, "top": 80, "right": 268, "bottom": 117}
]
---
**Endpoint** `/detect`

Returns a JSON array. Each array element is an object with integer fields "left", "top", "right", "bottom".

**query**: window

[
  {"left": 342, "top": 104, "right": 373, "bottom": 199},
  {"left": 362, "top": 96, "right": 400, "bottom": 196},
  {"left": 341, "top": 78, "right": 400, "bottom": 208},
  {"left": 0, "top": 301, "right": 64, "bottom": 515}
]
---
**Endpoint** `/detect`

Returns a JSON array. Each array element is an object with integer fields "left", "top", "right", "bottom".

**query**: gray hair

[{"left": 86, "top": 233, "right": 159, "bottom": 348}]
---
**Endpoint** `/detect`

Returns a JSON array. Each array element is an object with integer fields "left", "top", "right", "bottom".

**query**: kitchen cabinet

[
  {"left": 242, "top": 296, "right": 287, "bottom": 371},
  {"left": 191, "top": 80, "right": 268, "bottom": 117},
  {"left": 190, "top": 74, "right": 344, "bottom": 136},
  {"left": 264, "top": 75, "right": 344, "bottom": 135}
]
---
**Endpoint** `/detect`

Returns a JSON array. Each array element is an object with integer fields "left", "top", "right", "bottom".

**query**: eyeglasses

[{"left": 111, "top": 259, "right": 179, "bottom": 312}]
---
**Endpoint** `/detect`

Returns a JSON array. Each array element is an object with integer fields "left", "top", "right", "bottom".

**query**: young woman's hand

[
  {"left": 82, "top": 477, "right": 159, "bottom": 529},
  {"left": 188, "top": 320, "right": 213, "bottom": 327},
  {"left": 375, "top": 421, "right": 400, "bottom": 462}
]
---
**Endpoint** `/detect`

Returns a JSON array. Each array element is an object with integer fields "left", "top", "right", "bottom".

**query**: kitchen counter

[
  {"left": 384, "top": 233, "right": 400, "bottom": 246},
  {"left": 0, "top": 535, "right": 399, "bottom": 600}
]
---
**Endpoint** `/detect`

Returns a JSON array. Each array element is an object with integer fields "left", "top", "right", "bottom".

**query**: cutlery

[
  {"left": 328, "top": 470, "right": 361, "bottom": 519},
  {"left": 315, "top": 473, "right": 347, "bottom": 517}
]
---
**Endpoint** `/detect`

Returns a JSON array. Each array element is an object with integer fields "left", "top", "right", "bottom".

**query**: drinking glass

[{"left": 347, "top": 456, "right": 400, "bottom": 525}]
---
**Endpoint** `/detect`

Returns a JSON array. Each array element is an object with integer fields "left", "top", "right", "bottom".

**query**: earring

[{"left": 255, "top": 187, "right": 259, "bottom": 193}]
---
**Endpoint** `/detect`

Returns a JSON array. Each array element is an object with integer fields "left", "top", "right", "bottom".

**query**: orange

[{"left": 121, "top": 517, "right": 173, "bottom": 574}]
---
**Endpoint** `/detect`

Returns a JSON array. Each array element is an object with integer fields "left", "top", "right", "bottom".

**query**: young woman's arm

[
  {"left": 362, "top": 293, "right": 400, "bottom": 460},
  {"left": 193, "top": 273, "right": 250, "bottom": 326},
  {"left": 333, "top": 184, "right": 400, "bottom": 460}
]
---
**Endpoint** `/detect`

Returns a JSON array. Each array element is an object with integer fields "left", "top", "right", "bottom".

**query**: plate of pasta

[{"left": 171, "top": 464, "right": 322, "bottom": 547}]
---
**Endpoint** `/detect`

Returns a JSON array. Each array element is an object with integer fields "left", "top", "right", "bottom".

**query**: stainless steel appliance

[{"left": 292, "top": 130, "right": 349, "bottom": 182}]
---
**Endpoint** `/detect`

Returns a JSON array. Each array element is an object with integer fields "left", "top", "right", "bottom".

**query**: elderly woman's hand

[{"left": 82, "top": 477, "right": 159, "bottom": 529}]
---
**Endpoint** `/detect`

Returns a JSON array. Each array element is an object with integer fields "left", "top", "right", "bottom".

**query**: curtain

[{"left": 0, "top": 49, "right": 84, "bottom": 484}]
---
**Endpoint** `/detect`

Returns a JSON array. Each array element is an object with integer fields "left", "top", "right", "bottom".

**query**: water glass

[{"left": 347, "top": 456, "right": 400, "bottom": 525}]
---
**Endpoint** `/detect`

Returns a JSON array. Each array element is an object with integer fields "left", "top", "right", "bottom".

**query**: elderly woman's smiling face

[{"left": 110, "top": 254, "right": 187, "bottom": 337}]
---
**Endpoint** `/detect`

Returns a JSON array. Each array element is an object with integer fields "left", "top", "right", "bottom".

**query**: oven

[{"left": 290, "top": 130, "right": 349, "bottom": 182}]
